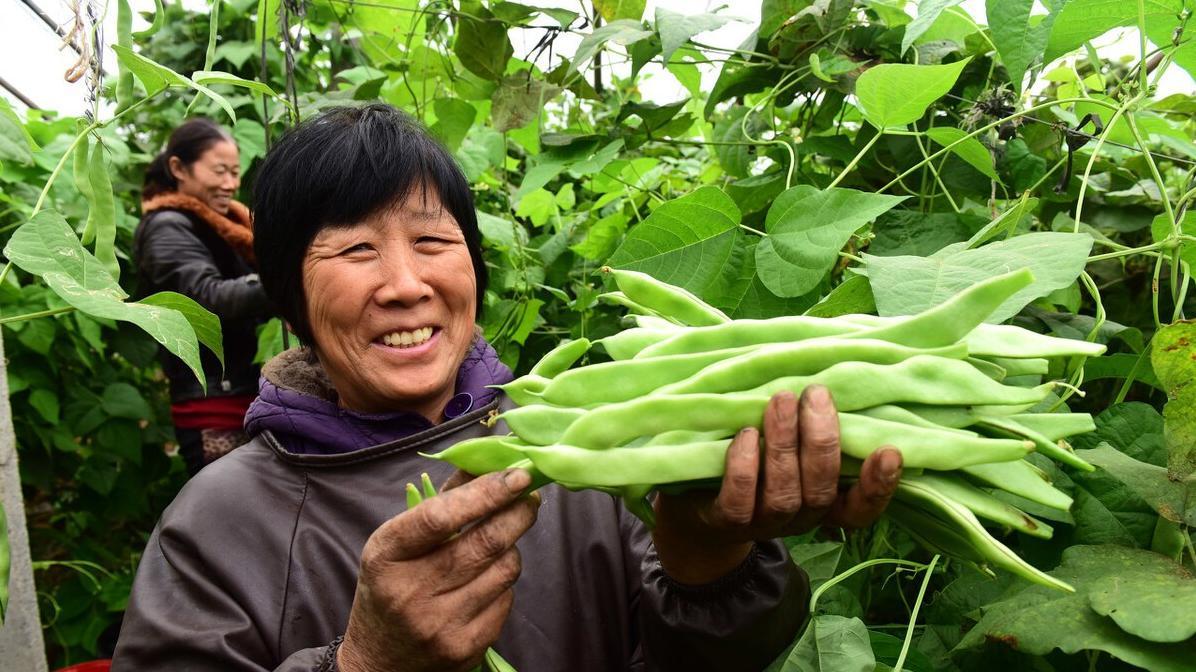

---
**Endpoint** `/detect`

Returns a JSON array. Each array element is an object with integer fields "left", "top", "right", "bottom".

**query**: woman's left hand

[{"left": 651, "top": 386, "right": 904, "bottom": 585}]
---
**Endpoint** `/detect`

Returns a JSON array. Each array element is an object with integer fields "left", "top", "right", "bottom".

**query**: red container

[{"left": 52, "top": 661, "right": 112, "bottom": 672}]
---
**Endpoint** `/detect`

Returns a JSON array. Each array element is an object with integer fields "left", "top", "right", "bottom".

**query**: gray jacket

[{"left": 112, "top": 398, "right": 809, "bottom": 671}]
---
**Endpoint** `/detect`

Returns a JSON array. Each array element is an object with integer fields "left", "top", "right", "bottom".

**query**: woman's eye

[
  {"left": 417, "top": 236, "right": 453, "bottom": 245},
  {"left": 342, "top": 243, "right": 373, "bottom": 254}
]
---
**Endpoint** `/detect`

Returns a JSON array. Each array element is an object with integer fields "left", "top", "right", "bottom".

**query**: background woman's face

[
  {"left": 301, "top": 190, "right": 477, "bottom": 419},
  {"left": 170, "top": 139, "right": 241, "bottom": 213}
]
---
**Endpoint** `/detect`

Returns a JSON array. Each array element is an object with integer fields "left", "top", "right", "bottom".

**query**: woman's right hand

[{"left": 337, "top": 468, "right": 540, "bottom": 672}]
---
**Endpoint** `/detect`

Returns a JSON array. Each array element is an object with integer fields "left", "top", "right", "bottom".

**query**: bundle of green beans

[{"left": 430, "top": 267, "right": 1106, "bottom": 592}]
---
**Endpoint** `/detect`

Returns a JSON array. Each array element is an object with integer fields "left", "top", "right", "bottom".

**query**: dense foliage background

[{"left": 1, "top": 0, "right": 1194, "bottom": 668}]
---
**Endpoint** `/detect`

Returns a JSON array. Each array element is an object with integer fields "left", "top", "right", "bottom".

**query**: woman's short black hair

[
  {"left": 252, "top": 104, "right": 487, "bottom": 345},
  {"left": 144, "top": 118, "right": 232, "bottom": 198}
]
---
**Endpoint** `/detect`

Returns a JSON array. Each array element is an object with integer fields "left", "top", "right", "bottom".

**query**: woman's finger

[
  {"left": 441, "top": 469, "right": 476, "bottom": 492},
  {"left": 827, "top": 447, "right": 903, "bottom": 529},
  {"left": 712, "top": 427, "right": 761, "bottom": 527},
  {"left": 798, "top": 385, "right": 841, "bottom": 512},
  {"left": 759, "top": 392, "right": 801, "bottom": 524},
  {"left": 373, "top": 469, "right": 533, "bottom": 561},
  {"left": 437, "top": 496, "right": 540, "bottom": 590}
]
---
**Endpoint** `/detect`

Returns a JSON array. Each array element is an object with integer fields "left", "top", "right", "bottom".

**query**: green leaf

[
  {"left": 1077, "top": 444, "right": 1196, "bottom": 527},
  {"left": 781, "top": 615, "right": 876, "bottom": 671},
  {"left": 804, "top": 275, "right": 876, "bottom": 318},
  {"left": 594, "top": 0, "right": 645, "bottom": 21},
  {"left": 0, "top": 99, "right": 33, "bottom": 166},
  {"left": 569, "top": 20, "right": 654, "bottom": 77},
  {"left": 986, "top": 0, "right": 1048, "bottom": 93},
  {"left": 191, "top": 70, "right": 277, "bottom": 98},
  {"left": 655, "top": 8, "right": 732, "bottom": 62},
  {"left": 871, "top": 210, "right": 987, "bottom": 257},
  {"left": 1087, "top": 557, "right": 1196, "bottom": 643},
  {"left": 101, "top": 382, "right": 152, "bottom": 420},
  {"left": 253, "top": 318, "right": 286, "bottom": 366},
  {"left": 4, "top": 210, "right": 206, "bottom": 390},
  {"left": 571, "top": 212, "right": 628, "bottom": 261},
  {"left": 490, "top": 75, "right": 561, "bottom": 133},
  {"left": 756, "top": 186, "right": 906, "bottom": 297},
  {"left": 1044, "top": 0, "right": 1183, "bottom": 65},
  {"left": 607, "top": 186, "right": 742, "bottom": 301},
  {"left": 925, "top": 127, "right": 1000, "bottom": 181},
  {"left": 139, "top": 292, "right": 224, "bottom": 369},
  {"left": 478, "top": 211, "right": 526, "bottom": 251},
  {"left": 454, "top": 6, "right": 514, "bottom": 81},
  {"left": 1151, "top": 321, "right": 1196, "bottom": 479},
  {"left": 901, "top": 0, "right": 965, "bottom": 54},
  {"left": 233, "top": 119, "right": 267, "bottom": 173},
  {"left": 864, "top": 232, "right": 1094, "bottom": 322},
  {"left": 214, "top": 41, "right": 256, "bottom": 69},
  {"left": 786, "top": 541, "right": 844, "bottom": 590},
  {"left": 855, "top": 58, "right": 971, "bottom": 129},
  {"left": 706, "top": 234, "right": 819, "bottom": 319},
  {"left": 1151, "top": 212, "right": 1196, "bottom": 268},
  {"left": 111, "top": 44, "right": 191, "bottom": 96},
  {"left": 28, "top": 388, "right": 60, "bottom": 424},
  {"left": 430, "top": 98, "right": 476, "bottom": 152},
  {"left": 515, "top": 189, "right": 557, "bottom": 228},
  {"left": 958, "top": 545, "right": 1196, "bottom": 671}
]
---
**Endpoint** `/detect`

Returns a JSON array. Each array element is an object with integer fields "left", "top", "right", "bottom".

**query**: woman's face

[
  {"left": 301, "top": 189, "right": 477, "bottom": 419},
  {"left": 170, "top": 140, "right": 241, "bottom": 214}
]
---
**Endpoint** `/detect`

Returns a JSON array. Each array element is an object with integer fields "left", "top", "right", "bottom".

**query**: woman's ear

[{"left": 168, "top": 156, "right": 188, "bottom": 183}]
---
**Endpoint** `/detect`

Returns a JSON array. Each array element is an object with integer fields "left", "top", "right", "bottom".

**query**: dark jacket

[
  {"left": 133, "top": 207, "right": 271, "bottom": 401},
  {"left": 112, "top": 351, "right": 810, "bottom": 671}
]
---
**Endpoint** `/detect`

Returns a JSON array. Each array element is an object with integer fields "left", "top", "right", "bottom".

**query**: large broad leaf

[
  {"left": 863, "top": 231, "right": 1093, "bottom": 322},
  {"left": 925, "top": 127, "right": 1000, "bottom": 181},
  {"left": 490, "top": 75, "right": 561, "bottom": 132},
  {"left": 454, "top": 4, "right": 514, "bottom": 81},
  {"left": 4, "top": 210, "right": 206, "bottom": 389},
  {"left": 0, "top": 98, "right": 33, "bottom": 166},
  {"left": 956, "top": 545, "right": 1196, "bottom": 670},
  {"left": 594, "top": 0, "right": 645, "bottom": 21},
  {"left": 870, "top": 210, "right": 987, "bottom": 257},
  {"left": 756, "top": 186, "right": 906, "bottom": 298},
  {"left": 901, "top": 0, "right": 966, "bottom": 54},
  {"left": 190, "top": 70, "right": 277, "bottom": 97},
  {"left": 1044, "top": 0, "right": 1183, "bottom": 65},
  {"left": 570, "top": 20, "right": 654, "bottom": 77},
  {"left": 139, "top": 292, "right": 224, "bottom": 368},
  {"left": 606, "top": 186, "right": 741, "bottom": 299},
  {"left": 705, "top": 234, "right": 819, "bottom": 319},
  {"left": 111, "top": 44, "right": 190, "bottom": 96},
  {"left": 986, "top": 0, "right": 1050, "bottom": 93},
  {"left": 778, "top": 615, "right": 876, "bottom": 672},
  {"left": 1087, "top": 558, "right": 1196, "bottom": 643},
  {"left": 1077, "top": 445, "right": 1196, "bottom": 527},
  {"left": 655, "top": 8, "right": 733, "bottom": 62},
  {"left": 430, "top": 98, "right": 476, "bottom": 152},
  {"left": 1152, "top": 321, "right": 1196, "bottom": 479},
  {"left": 855, "top": 58, "right": 970, "bottom": 129}
]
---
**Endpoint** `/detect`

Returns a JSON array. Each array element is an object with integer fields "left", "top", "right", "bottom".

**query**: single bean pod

[
  {"left": 982, "top": 356, "right": 1050, "bottom": 377},
  {"left": 501, "top": 405, "right": 586, "bottom": 445},
  {"left": 560, "top": 396, "right": 1031, "bottom": 470},
  {"left": 976, "top": 415, "right": 1095, "bottom": 472},
  {"left": 518, "top": 440, "right": 732, "bottom": 487},
  {"left": 426, "top": 436, "right": 531, "bottom": 475},
  {"left": 845, "top": 268, "right": 1034, "bottom": 348},
  {"left": 738, "top": 356, "right": 1055, "bottom": 411},
  {"left": 958, "top": 460, "right": 1074, "bottom": 511},
  {"left": 655, "top": 338, "right": 968, "bottom": 396},
  {"left": 596, "top": 328, "right": 676, "bottom": 360},
  {"left": 529, "top": 338, "right": 591, "bottom": 378},
  {"left": 635, "top": 315, "right": 859, "bottom": 358},
  {"left": 603, "top": 267, "right": 730, "bottom": 326},
  {"left": 1006, "top": 412, "right": 1096, "bottom": 442},
  {"left": 903, "top": 473, "right": 1053, "bottom": 539},
  {"left": 887, "top": 500, "right": 990, "bottom": 568},
  {"left": 597, "top": 291, "right": 675, "bottom": 323},
  {"left": 854, "top": 405, "right": 977, "bottom": 436},
  {"left": 894, "top": 480, "right": 1075, "bottom": 592},
  {"left": 839, "top": 313, "right": 1108, "bottom": 360},
  {"left": 542, "top": 344, "right": 760, "bottom": 406},
  {"left": 497, "top": 375, "right": 549, "bottom": 406}
]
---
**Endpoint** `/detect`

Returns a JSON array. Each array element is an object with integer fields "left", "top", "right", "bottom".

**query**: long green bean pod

[
  {"left": 518, "top": 440, "right": 732, "bottom": 486},
  {"left": 501, "top": 405, "right": 585, "bottom": 445},
  {"left": 115, "top": 0, "right": 136, "bottom": 112},
  {"left": 737, "top": 356, "right": 1055, "bottom": 411},
  {"left": 977, "top": 415, "right": 1095, "bottom": 471},
  {"left": 529, "top": 338, "right": 590, "bottom": 378},
  {"left": 596, "top": 327, "right": 676, "bottom": 360},
  {"left": 656, "top": 339, "right": 967, "bottom": 396},
  {"left": 604, "top": 267, "right": 730, "bottom": 326},
  {"left": 1006, "top": 412, "right": 1096, "bottom": 442},
  {"left": 981, "top": 356, "right": 1050, "bottom": 377},
  {"left": 894, "top": 480, "right": 1075, "bottom": 592},
  {"left": 425, "top": 436, "right": 531, "bottom": 475},
  {"left": 887, "top": 500, "right": 990, "bottom": 568},
  {"left": 542, "top": 344, "right": 760, "bottom": 406},
  {"left": 903, "top": 473, "right": 1053, "bottom": 539},
  {"left": 838, "top": 313, "right": 1107, "bottom": 359},
  {"left": 635, "top": 315, "right": 859, "bottom": 358},
  {"left": 87, "top": 147, "right": 120, "bottom": 280},
  {"left": 958, "top": 460, "right": 1074, "bottom": 511},
  {"left": 497, "top": 375, "right": 549, "bottom": 406}
]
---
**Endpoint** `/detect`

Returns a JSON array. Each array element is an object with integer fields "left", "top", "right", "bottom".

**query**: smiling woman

[{"left": 110, "top": 104, "right": 900, "bottom": 672}]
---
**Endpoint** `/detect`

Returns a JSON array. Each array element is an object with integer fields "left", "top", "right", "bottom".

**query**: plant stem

[
  {"left": 828, "top": 132, "right": 883, "bottom": 189},
  {"left": 740, "top": 224, "right": 768, "bottom": 237},
  {"left": 0, "top": 261, "right": 11, "bottom": 287},
  {"left": 0, "top": 306, "right": 76, "bottom": 325},
  {"left": 809, "top": 557, "right": 928, "bottom": 614},
  {"left": 1073, "top": 94, "right": 1141, "bottom": 234},
  {"left": 1087, "top": 242, "right": 1165, "bottom": 262},
  {"left": 893, "top": 554, "right": 939, "bottom": 672}
]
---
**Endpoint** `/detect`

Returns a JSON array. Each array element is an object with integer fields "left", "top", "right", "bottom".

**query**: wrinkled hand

[
  {"left": 652, "top": 386, "right": 903, "bottom": 585},
  {"left": 338, "top": 469, "right": 540, "bottom": 672}
]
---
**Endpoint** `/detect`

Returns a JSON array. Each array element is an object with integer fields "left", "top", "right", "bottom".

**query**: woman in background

[{"left": 134, "top": 118, "right": 272, "bottom": 475}]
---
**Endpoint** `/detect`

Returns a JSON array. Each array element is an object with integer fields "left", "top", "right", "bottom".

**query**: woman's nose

[{"left": 375, "top": 253, "right": 431, "bottom": 306}]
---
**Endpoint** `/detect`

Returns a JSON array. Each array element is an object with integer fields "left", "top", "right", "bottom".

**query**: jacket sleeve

[
  {"left": 137, "top": 211, "right": 270, "bottom": 321},
  {"left": 624, "top": 510, "right": 811, "bottom": 671},
  {"left": 111, "top": 519, "right": 332, "bottom": 672}
]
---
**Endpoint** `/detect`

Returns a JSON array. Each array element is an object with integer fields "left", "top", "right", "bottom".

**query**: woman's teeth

[{"left": 381, "top": 327, "right": 434, "bottom": 348}]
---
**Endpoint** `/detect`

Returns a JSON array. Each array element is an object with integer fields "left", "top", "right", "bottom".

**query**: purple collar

[{"left": 244, "top": 337, "right": 513, "bottom": 455}]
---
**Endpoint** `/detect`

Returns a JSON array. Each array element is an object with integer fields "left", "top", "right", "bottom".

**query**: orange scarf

[{"left": 142, "top": 192, "right": 256, "bottom": 266}]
